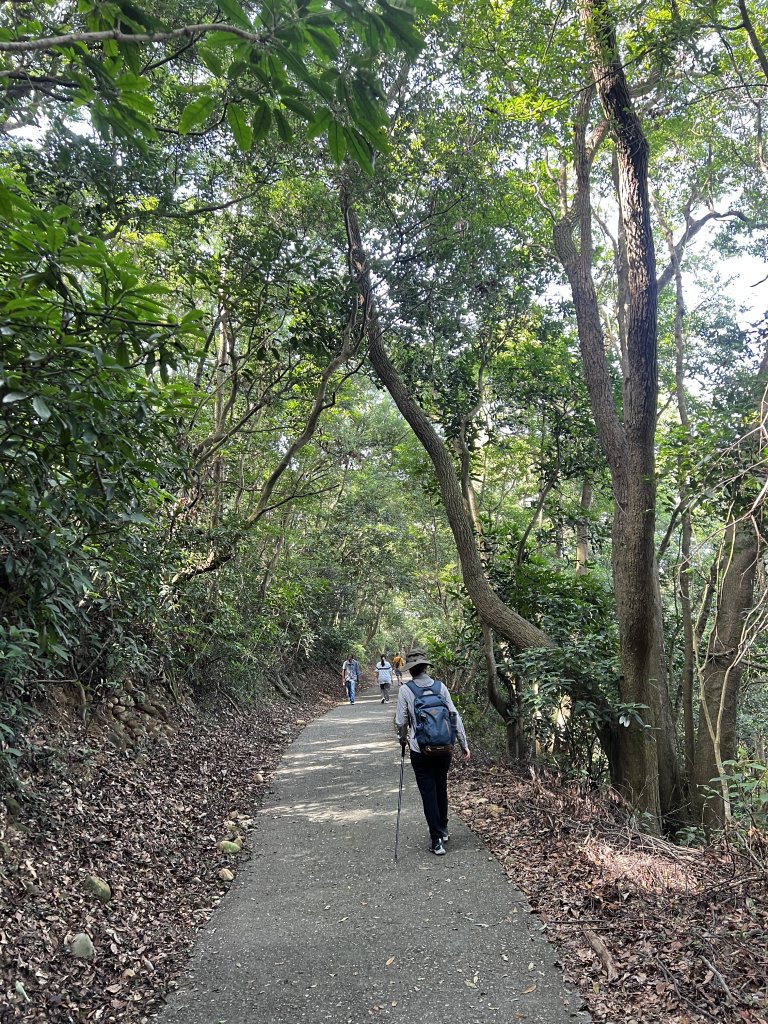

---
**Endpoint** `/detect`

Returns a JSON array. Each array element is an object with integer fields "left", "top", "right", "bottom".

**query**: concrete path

[{"left": 156, "top": 691, "right": 590, "bottom": 1024}]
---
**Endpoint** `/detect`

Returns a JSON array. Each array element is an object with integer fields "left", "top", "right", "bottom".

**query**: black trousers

[{"left": 410, "top": 749, "right": 451, "bottom": 842}]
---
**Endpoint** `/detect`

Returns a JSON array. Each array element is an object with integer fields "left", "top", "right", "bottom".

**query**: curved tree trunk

[{"left": 341, "top": 179, "right": 551, "bottom": 653}]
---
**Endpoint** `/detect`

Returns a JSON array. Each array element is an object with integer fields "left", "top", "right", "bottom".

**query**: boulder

[
  {"left": 82, "top": 875, "right": 112, "bottom": 903},
  {"left": 69, "top": 933, "right": 95, "bottom": 959}
]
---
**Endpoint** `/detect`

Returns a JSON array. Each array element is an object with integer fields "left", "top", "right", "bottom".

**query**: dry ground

[{"left": 2, "top": 685, "right": 766, "bottom": 1023}]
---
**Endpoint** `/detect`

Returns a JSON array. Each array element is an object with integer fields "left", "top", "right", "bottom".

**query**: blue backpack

[{"left": 406, "top": 679, "right": 456, "bottom": 755}]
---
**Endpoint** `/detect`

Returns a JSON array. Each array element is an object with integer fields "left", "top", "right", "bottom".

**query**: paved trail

[{"left": 156, "top": 692, "right": 590, "bottom": 1024}]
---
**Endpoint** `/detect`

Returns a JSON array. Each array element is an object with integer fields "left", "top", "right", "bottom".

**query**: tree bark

[
  {"left": 340, "top": 178, "right": 551, "bottom": 652},
  {"left": 693, "top": 517, "right": 760, "bottom": 830},
  {"left": 549, "top": 0, "right": 686, "bottom": 828},
  {"left": 575, "top": 476, "right": 593, "bottom": 574}
]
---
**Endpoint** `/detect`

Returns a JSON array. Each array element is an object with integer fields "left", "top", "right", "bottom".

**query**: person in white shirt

[{"left": 374, "top": 654, "right": 392, "bottom": 703}]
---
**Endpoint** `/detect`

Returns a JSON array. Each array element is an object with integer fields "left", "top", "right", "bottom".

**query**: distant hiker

[
  {"left": 374, "top": 655, "right": 393, "bottom": 703},
  {"left": 341, "top": 654, "right": 361, "bottom": 704},
  {"left": 392, "top": 652, "right": 405, "bottom": 685},
  {"left": 395, "top": 648, "right": 470, "bottom": 856}
]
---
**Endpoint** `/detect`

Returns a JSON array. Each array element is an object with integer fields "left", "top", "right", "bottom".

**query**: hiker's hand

[{"left": 462, "top": 748, "right": 471, "bottom": 763}]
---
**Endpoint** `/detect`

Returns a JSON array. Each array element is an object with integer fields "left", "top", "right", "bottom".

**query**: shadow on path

[{"left": 155, "top": 692, "right": 589, "bottom": 1024}]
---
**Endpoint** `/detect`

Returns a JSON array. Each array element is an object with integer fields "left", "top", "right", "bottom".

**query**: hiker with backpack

[
  {"left": 395, "top": 648, "right": 470, "bottom": 856},
  {"left": 341, "top": 654, "right": 361, "bottom": 704},
  {"left": 392, "top": 652, "right": 405, "bottom": 685},
  {"left": 374, "top": 654, "right": 393, "bottom": 703}
]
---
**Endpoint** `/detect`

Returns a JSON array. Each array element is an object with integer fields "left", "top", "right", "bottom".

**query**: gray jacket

[{"left": 395, "top": 673, "right": 468, "bottom": 754}]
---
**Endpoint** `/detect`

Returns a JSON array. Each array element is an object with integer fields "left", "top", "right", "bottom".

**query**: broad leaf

[
  {"left": 226, "top": 103, "right": 254, "bottom": 151},
  {"left": 178, "top": 94, "right": 218, "bottom": 134},
  {"left": 327, "top": 119, "right": 346, "bottom": 163}
]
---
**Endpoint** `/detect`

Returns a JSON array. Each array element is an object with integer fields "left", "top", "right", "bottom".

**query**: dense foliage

[{"left": 1, "top": 0, "right": 767, "bottom": 835}]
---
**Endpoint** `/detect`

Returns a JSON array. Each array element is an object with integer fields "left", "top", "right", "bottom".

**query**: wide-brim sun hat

[{"left": 404, "top": 649, "right": 430, "bottom": 672}]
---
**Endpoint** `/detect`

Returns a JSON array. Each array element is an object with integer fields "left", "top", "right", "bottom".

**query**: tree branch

[{"left": 0, "top": 23, "right": 272, "bottom": 54}]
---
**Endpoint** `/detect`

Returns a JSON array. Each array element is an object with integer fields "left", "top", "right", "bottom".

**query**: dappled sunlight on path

[{"left": 156, "top": 691, "right": 589, "bottom": 1024}]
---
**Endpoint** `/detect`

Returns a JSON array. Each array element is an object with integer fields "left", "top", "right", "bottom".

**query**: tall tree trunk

[
  {"left": 693, "top": 517, "right": 760, "bottom": 830},
  {"left": 211, "top": 302, "right": 229, "bottom": 528},
  {"left": 550, "top": 0, "right": 686, "bottom": 828},
  {"left": 575, "top": 476, "right": 593, "bottom": 575},
  {"left": 482, "top": 621, "right": 518, "bottom": 758}
]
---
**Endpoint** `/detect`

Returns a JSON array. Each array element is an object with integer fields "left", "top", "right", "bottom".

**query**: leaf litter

[
  {"left": 451, "top": 764, "right": 767, "bottom": 1024},
  {"left": 0, "top": 675, "right": 338, "bottom": 1022}
]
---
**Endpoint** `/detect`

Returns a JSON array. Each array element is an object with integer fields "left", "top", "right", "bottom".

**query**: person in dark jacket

[{"left": 395, "top": 648, "right": 470, "bottom": 855}]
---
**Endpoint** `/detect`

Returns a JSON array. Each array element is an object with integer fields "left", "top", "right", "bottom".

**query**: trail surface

[{"left": 156, "top": 691, "right": 590, "bottom": 1024}]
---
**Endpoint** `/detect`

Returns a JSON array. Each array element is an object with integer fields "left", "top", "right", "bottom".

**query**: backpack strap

[{"left": 405, "top": 678, "right": 441, "bottom": 696}]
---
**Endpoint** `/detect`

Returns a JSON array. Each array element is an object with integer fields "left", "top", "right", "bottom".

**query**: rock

[
  {"left": 253, "top": 772, "right": 264, "bottom": 784},
  {"left": 295, "top": 719, "right": 307, "bottom": 725},
  {"left": 217, "top": 840, "right": 241, "bottom": 855},
  {"left": 218, "top": 868, "right": 234, "bottom": 882},
  {"left": 3, "top": 795, "right": 22, "bottom": 820},
  {"left": 68, "top": 933, "right": 95, "bottom": 959},
  {"left": 82, "top": 875, "right": 112, "bottom": 903},
  {"left": 106, "top": 728, "right": 127, "bottom": 751}
]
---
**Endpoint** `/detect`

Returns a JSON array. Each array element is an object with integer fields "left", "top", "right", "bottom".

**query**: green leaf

[
  {"left": 32, "top": 397, "right": 52, "bottom": 421},
  {"left": 349, "top": 77, "right": 388, "bottom": 130},
  {"left": 198, "top": 46, "right": 226, "bottom": 76},
  {"left": 327, "top": 119, "right": 346, "bottom": 163},
  {"left": 205, "top": 30, "right": 245, "bottom": 47},
  {"left": 274, "top": 107, "right": 293, "bottom": 142},
  {"left": 252, "top": 102, "right": 272, "bottom": 140},
  {"left": 343, "top": 126, "right": 373, "bottom": 174},
  {"left": 0, "top": 184, "right": 14, "bottom": 219},
  {"left": 306, "top": 108, "right": 332, "bottom": 139},
  {"left": 115, "top": 341, "right": 131, "bottom": 368},
  {"left": 305, "top": 24, "right": 340, "bottom": 60},
  {"left": 178, "top": 94, "right": 218, "bottom": 134},
  {"left": 216, "top": 0, "right": 252, "bottom": 29},
  {"left": 2, "top": 392, "right": 28, "bottom": 403},
  {"left": 280, "top": 94, "right": 314, "bottom": 120},
  {"left": 378, "top": 8, "right": 424, "bottom": 58},
  {"left": 226, "top": 103, "right": 254, "bottom": 151}
]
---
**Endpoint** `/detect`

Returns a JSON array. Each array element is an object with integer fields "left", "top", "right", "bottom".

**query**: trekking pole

[{"left": 394, "top": 742, "right": 406, "bottom": 863}]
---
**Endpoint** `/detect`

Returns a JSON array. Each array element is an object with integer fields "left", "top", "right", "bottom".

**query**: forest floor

[
  {"left": 452, "top": 767, "right": 768, "bottom": 1024},
  {"left": 1, "top": 680, "right": 766, "bottom": 1024}
]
